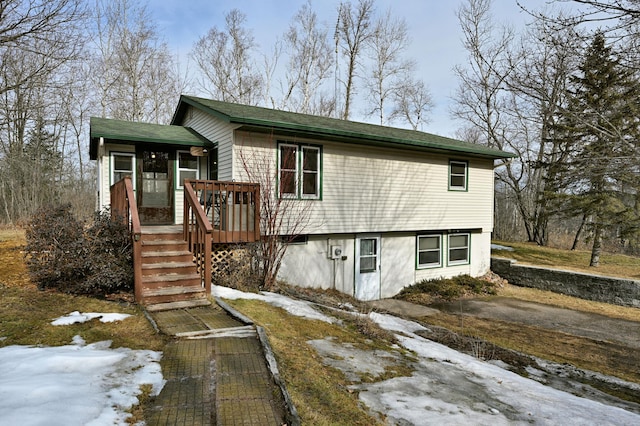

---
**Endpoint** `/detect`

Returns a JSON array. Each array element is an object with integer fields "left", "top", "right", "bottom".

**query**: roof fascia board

[{"left": 234, "top": 123, "right": 515, "bottom": 159}]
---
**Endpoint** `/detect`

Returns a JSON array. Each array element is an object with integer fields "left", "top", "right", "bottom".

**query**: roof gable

[{"left": 172, "top": 95, "right": 515, "bottom": 160}]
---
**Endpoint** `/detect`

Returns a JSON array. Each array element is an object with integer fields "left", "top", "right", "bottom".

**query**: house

[{"left": 90, "top": 95, "right": 514, "bottom": 305}]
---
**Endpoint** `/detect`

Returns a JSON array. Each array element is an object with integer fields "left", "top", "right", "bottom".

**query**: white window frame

[
  {"left": 278, "top": 142, "right": 321, "bottom": 200},
  {"left": 416, "top": 234, "right": 442, "bottom": 269},
  {"left": 448, "top": 233, "right": 470, "bottom": 266},
  {"left": 449, "top": 160, "right": 468, "bottom": 191},
  {"left": 176, "top": 150, "right": 199, "bottom": 189},
  {"left": 301, "top": 146, "right": 320, "bottom": 199},
  {"left": 110, "top": 152, "right": 135, "bottom": 186}
]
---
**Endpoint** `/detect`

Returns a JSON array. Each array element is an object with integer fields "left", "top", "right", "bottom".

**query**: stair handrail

[
  {"left": 110, "top": 176, "right": 142, "bottom": 302},
  {"left": 183, "top": 180, "right": 212, "bottom": 294}
]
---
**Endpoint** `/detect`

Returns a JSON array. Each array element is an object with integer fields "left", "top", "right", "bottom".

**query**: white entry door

[{"left": 355, "top": 235, "right": 381, "bottom": 301}]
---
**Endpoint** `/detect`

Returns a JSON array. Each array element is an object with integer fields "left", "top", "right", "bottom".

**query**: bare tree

[
  {"left": 277, "top": 1, "right": 335, "bottom": 115},
  {"left": 453, "top": 0, "right": 540, "bottom": 243},
  {"left": 237, "top": 135, "right": 315, "bottom": 290},
  {"left": 192, "top": 9, "right": 263, "bottom": 105},
  {"left": 0, "top": 0, "right": 85, "bottom": 96},
  {"left": 91, "top": 0, "right": 183, "bottom": 123},
  {"left": 335, "top": 0, "right": 375, "bottom": 119},
  {"left": 391, "top": 77, "right": 433, "bottom": 130},
  {"left": 522, "top": 0, "right": 640, "bottom": 34},
  {"left": 364, "top": 9, "right": 416, "bottom": 125},
  {"left": 0, "top": 0, "right": 85, "bottom": 224}
]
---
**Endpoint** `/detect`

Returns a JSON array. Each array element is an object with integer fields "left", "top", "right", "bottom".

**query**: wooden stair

[{"left": 140, "top": 226, "right": 210, "bottom": 311}]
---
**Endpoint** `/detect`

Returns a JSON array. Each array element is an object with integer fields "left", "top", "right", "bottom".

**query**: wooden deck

[{"left": 111, "top": 178, "right": 260, "bottom": 306}]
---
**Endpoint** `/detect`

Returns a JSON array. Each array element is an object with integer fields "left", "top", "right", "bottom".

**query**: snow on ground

[
  {"left": 218, "top": 287, "right": 640, "bottom": 426},
  {"left": 51, "top": 311, "right": 132, "bottom": 326},
  {"left": 0, "top": 314, "right": 164, "bottom": 426},
  {"left": 213, "top": 285, "right": 336, "bottom": 323},
  {"left": 491, "top": 243, "right": 515, "bottom": 251}
]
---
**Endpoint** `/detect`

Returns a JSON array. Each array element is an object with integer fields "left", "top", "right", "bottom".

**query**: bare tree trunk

[
  {"left": 336, "top": 0, "right": 374, "bottom": 120},
  {"left": 589, "top": 222, "right": 602, "bottom": 267},
  {"left": 571, "top": 214, "right": 588, "bottom": 250}
]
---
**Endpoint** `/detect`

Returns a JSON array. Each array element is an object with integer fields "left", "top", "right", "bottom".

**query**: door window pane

[
  {"left": 142, "top": 152, "right": 170, "bottom": 207},
  {"left": 359, "top": 238, "right": 377, "bottom": 273}
]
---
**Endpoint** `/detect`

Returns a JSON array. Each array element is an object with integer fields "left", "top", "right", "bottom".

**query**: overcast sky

[{"left": 146, "top": 0, "right": 532, "bottom": 138}]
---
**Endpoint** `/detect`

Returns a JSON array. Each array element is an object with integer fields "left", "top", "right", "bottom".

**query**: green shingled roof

[
  {"left": 89, "top": 117, "right": 212, "bottom": 160},
  {"left": 172, "top": 95, "right": 515, "bottom": 159}
]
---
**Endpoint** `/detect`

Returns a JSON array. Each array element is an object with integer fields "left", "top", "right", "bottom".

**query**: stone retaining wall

[{"left": 491, "top": 257, "right": 640, "bottom": 308}]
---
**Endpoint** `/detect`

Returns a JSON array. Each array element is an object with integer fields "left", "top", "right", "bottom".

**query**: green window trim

[
  {"left": 416, "top": 234, "right": 443, "bottom": 269},
  {"left": 447, "top": 233, "right": 471, "bottom": 266},
  {"left": 448, "top": 159, "right": 468, "bottom": 191},
  {"left": 277, "top": 142, "right": 322, "bottom": 200}
]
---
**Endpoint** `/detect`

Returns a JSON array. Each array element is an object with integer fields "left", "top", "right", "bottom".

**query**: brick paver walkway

[{"left": 144, "top": 304, "right": 289, "bottom": 425}]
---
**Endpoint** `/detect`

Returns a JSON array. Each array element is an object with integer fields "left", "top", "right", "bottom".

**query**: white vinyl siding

[
  {"left": 233, "top": 134, "right": 495, "bottom": 235},
  {"left": 277, "top": 232, "right": 492, "bottom": 300},
  {"left": 180, "top": 106, "right": 238, "bottom": 181},
  {"left": 100, "top": 144, "right": 135, "bottom": 209}
]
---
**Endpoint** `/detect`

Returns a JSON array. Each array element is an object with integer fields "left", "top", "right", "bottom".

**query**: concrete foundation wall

[{"left": 491, "top": 257, "right": 640, "bottom": 308}]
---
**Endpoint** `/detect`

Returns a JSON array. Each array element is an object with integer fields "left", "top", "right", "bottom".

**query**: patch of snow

[
  {"left": 51, "top": 311, "right": 131, "bottom": 326},
  {"left": 308, "top": 337, "right": 401, "bottom": 382},
  {"left": 213, "top": 285, "right": 335, "bottom": 323},
  {"left": 0, "top": 336, "right": 164, "bottom": 425},
  {"left": 491, "top": 244, "right": 514, "bottom": 251},
  {"left": 219, "top": 287, "right": 640, "bottom": 425}
]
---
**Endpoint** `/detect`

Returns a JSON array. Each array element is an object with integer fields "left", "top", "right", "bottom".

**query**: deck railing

[
  {"left": 110, "top": 177, "right": 143, "bottom": 302},
  {"left": 183, "top": 182, "right": 212, "bottom": 294},
  {"left": 188, "top": 180, "right": 261, "bottom": 243}
]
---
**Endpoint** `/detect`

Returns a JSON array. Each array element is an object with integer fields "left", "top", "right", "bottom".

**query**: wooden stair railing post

[
  {"left": 110, "top": 177, "right": 142, "bottom": 303},
  {"left": 183, "top": 181, "right": 213, "bottom": 294},
  {"left": 253, "top": 183, "right": 261, "bottom": 240}
]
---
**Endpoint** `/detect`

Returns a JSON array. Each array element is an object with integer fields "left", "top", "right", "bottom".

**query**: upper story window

[
  {"left": 417, "top": 235, "right": 442, "bottom": 269},
  {"left": 278, "top": 142, "right": 321, "bottom": 199},
  {"left": 177, "top": 150, "right": 199, "bottom": 188},
  {"left": 449, "top": 160, "right": 468, "bottom": 191},
  {"left": 111, "top": 152, "right": 135, "bottom": 185},
  {"left": 448, "top": 233, "right": 470, "bottom": 265}
]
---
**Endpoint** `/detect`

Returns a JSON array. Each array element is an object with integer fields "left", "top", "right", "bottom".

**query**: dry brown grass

[
  {"left": 225, "top": 298, "right": 405, "bottom": 425},
  {"left": 426, "top": 312, "right": 640, "bottom": 385},
  {"left": 0, "top": 228, "right": 166, "bottom": 351},
  {"left": 493, "top": 240, "right": 640, "bottom": 279},
  {"left": 497, "top": 283, "right": 640, "bottom": 322}
]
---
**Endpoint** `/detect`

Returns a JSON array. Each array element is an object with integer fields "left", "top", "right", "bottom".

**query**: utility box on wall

[{"left": 330, "top": 245, "right": 343, "bottom": 260}]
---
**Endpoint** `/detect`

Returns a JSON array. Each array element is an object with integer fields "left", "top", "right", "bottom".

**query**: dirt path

[{"left": 430, "top": 296, "right": 640, "bottom": 349}]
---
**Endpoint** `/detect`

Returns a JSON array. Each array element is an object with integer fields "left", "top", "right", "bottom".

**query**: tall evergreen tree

[{"left": 551, "top": 32, "right": 640, "bottom": 266}]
